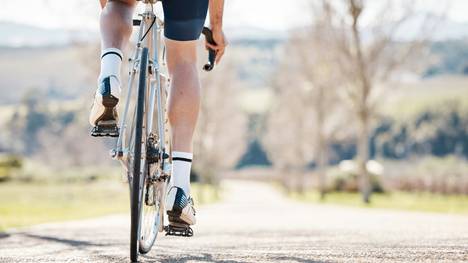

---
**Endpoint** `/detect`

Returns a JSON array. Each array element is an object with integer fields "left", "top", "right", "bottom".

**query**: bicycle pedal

[
  {"left": 91, "top": 121, "right": 119, "bottom": 137},
  {"left": 164, "top": 223, "right": 193, "bottom": 237}
]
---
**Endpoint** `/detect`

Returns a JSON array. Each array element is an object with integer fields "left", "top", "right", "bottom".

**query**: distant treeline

[
  {"left": 237, "top": 101, "right": 468, "bottom": 168},
  {"left": 2, "top": 89, "right": 467, "bottom": 170},
  {"left": 424, "top": 40, "right": 468, "bottom": 77},
  {"left": 0, "top": 90, "right": 112, "bottom": 167},
  {"left": 371, "top": 102, "right": 468, "bottom": 159}
]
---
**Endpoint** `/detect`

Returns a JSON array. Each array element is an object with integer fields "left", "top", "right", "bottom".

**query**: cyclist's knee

[
  {"left": 107, "top": 0, "right": 137, "bottom": 6},
  {"left": 165, "top": 39, "right": 198, "bottom": 74}
]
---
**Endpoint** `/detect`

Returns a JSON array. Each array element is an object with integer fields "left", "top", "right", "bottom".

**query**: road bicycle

[{"left": 91, "top": 0, "right": 215, "bottom": 261}]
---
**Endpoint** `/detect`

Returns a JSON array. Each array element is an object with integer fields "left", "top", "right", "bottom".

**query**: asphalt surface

[{"left": 1, "top": 180, "right": 467, "bottom": 263}]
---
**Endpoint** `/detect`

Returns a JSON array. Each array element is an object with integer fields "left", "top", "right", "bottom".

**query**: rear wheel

[
  {"left": 129, "top": 47, "right": 149, "bottom": 263},
  {"left": 138, "top": 177, "right": 164, "bottom": 254}
]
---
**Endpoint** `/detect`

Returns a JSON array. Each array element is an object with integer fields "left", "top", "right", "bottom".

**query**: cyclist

[{"left": 89, "top": 0, "right": 227, "bottom": 227}]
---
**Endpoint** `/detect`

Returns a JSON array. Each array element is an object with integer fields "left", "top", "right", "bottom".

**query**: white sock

[
  {"left": 171, "top": 151, "right": 193, "bottom": 196},
  {"left": 98, "top": 48, "right": 123, "bottom": 97}
]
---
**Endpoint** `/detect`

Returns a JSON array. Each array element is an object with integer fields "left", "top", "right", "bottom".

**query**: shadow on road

[
  {"left": 272, "top": 256, "right": 328, "bottom": 263},
  {"left": 21, "top": 233, "right": 110, "bottom": 248},
  {"left": 141, "top": 253, "right": 243, "bottom": 263},
  {"left": 141, "top": 253, "right": 327, "bottom": 263},
  {"left": 0, "top": 232, "right": 10, "bottom": 239}
]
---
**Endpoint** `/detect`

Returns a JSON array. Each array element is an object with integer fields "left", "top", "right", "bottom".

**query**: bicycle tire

[
  {"left": 139, "top": 71, "right": 170, "bottom": 254},
  {"left": 130, "top": 47, "right": 149, "bottom": 263}
]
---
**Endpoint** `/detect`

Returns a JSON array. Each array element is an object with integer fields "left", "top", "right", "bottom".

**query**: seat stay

[
  {"left": 145, "top": 15, "right": 158, "bottom": 140},
  {"left": 113, "top": 9, "right": 151, "bottom": 159},
  {"left": 152, "top": 19, "right": 168, "bottom": 164}
]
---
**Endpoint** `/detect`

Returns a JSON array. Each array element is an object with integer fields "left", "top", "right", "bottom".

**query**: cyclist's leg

[
  {"left": 164, "top": 0, "right": 208, "bottom": 193},
  {"left": 166, "top": 40, "right": 199, "bottom": 195},
  {"left": 165, "top": 40, "right": 199, "bottom": 226},
  {"left": 90, "top": 0, "right": 136, "bottom": 127},
  {"left": 163, "top": 0, "right": 208, "bottom": 226},
  {"left": 166, "top": 40, "right": 200, "bottom": 154}
]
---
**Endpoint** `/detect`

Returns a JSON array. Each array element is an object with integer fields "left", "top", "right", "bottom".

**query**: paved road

[{"left": 1, "top": 180, "right": 467, "bottom": 263}]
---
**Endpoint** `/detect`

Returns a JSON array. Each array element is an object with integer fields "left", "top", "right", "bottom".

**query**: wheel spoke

[{"left": 138, "top": 159, "right": 165, "bottom": 252}]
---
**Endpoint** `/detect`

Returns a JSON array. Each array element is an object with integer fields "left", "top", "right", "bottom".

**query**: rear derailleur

[{"left": 146, "top": 136, "right": 169, "bottom": 164}]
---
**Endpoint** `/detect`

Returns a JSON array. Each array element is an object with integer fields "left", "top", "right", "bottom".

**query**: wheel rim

[
  {"left": 139, "top": 179, "right": 162, "bottom": 252},
  {"left": 126, "top": 108, "right": 137, "bottom": 188},
  {"left": 138, "top": 135, "right": 165, "bottom": 252}
]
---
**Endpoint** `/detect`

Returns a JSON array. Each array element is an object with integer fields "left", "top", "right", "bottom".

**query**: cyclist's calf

[
  {"left": 100, "top": 1, "right": 136, "bottom": 50},
  {"left": 165, "top": 39, "right": 200, "bottom": 153}
]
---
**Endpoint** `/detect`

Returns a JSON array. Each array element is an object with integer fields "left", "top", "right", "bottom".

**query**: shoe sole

[
  {"left": 94, "top": 95, "right": 119, "bottom": 125},
  {"left": 167, "top": 209, "right": 195, "bottom": 225}
]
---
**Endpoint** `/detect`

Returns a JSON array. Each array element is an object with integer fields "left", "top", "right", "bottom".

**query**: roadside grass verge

[
  {"left": 290, "top": 191, "right": 468, "bottom": 214},
  {"left": 0, "top": 180, "right": 219, "bottom": 232}
]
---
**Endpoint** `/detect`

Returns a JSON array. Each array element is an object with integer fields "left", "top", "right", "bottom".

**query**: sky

[{"left": 0, "top": 0, "right": 467, "bottom": 32}]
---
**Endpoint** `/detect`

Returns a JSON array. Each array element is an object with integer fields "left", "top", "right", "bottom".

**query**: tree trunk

[
  {"left": 316, "top": 122, "right": 328, "bottom": 200},
  {"left": 317, "top": 147, "right": 328, "bottom": 200},
  {"left": 281, "top": 167, "right": 293, "bottom": 194},
  {"left": 357, "top": 114, "right": 371, "bottom": 203},
  {"left": 296, "top": 171, "right": 305, "bottom": 195},
  {"left": 349, "top": 0, "right": 372, "bottom": 203}
]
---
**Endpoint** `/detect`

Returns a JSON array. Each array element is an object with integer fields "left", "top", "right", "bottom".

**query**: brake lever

[{"left": 202, "top": 27, "right": 216, "bottom": 72}]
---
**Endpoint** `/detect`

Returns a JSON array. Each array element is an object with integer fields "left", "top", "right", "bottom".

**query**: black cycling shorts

[{"left": 162, "top": 0, "right": 209, "bottom": 41}]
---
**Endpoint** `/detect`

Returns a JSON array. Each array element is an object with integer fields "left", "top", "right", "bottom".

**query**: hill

[
  {"left": 0, "top": 45, "right": 94, "bottom": 104},
  {"left": 0, "top": 22, "right": 98, "bottom": 47}
]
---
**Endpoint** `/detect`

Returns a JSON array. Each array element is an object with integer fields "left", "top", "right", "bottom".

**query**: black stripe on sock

[
  {"left": 172, "top": 157, "right": 192, "bottom": 163},
  {"left": 101, "top": 51, "right": 123, "bottom": 61}
]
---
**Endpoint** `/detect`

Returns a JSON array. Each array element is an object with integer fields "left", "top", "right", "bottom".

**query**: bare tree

[
  {"left": 263, "top": 48, "right": 312, "bottom": 192},
  {"left": 263, "top": 28, "right": 346, "bottom": 195},
  {"left": 318, "top": 0, "right": 439, "bottom": 202}
]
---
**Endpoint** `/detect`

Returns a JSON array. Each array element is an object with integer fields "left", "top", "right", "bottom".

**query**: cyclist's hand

[{"left": 206, "top": 27, "right": 228, "bottom": 64}]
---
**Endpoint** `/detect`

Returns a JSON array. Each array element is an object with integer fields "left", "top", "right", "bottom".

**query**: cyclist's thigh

[{"left": 162, "top": 0, "right": 209, "bottom": 41}]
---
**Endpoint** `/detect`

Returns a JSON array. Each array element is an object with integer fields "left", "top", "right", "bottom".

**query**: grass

[
  {"left": 290, "top": 191, "right": 468, "bottom": 214},
  {"left": 382, "top": 76, "right": 468, "bottom": 120},
  {"left": 0, "top": 180, "right": 219, "bottom": 232}
]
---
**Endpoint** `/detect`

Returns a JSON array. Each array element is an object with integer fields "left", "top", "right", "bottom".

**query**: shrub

[
  {"left": 383, "top": 156, "right": 468, "bottom": 195},
  {"left": 0, "top": 155, "right": 23, "bottom": 182},
  {"left": 328, "top": 166, "right": 385, "bottom": 193}
]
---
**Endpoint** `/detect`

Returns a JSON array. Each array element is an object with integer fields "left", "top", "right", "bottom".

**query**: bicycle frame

[{"left": 112, "top": 1, "right": 170, "bottom": 178}]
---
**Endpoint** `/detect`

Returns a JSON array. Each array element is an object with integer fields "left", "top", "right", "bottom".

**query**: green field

[
  {"left": 382, "top": 76, "right": 468, "bottom": 120},
  {"left": 290, "top": 191, "right": 468, "bottom": 214},
  {"left": 0, "top": 180, "right": 218, "bottom": 232}
]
